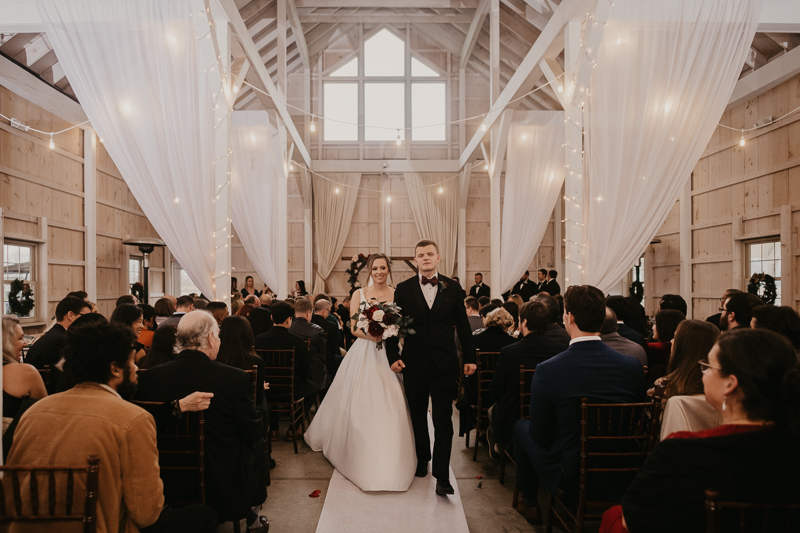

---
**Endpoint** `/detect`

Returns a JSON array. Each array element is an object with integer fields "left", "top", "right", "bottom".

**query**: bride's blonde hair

[{"left": 366, "top": 253, "right": 393, "bottom": 285}]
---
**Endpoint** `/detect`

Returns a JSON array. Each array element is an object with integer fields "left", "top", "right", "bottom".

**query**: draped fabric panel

[
  {"left": 231, "top": 111, "right": 283, "bottom": 293},
  {"left": 38, "top": 0, "right": 216, "bottom": 297},
  {"left": 312, "top": 173, "right": 362, "bottom": 294},
  {"left": 583, "top": 0, "right": 762, "bottom": 293},
  {"left": 498, "top": 111, "right": 565, "bottom": 295},
  {"left": 404, "top": 173, "right": 458, "bottom": 278}
]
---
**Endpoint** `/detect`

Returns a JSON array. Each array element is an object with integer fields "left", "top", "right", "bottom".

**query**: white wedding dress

[{"left": 304, "top": 289, "right": 416, "bottom": 492}]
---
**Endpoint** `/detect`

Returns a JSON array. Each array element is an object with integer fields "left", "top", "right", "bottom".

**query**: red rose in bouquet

[
  {"left": 367, "top": 321, "right": 385, "bottom": 338},
  {"left": 382, "top": 312, "right": 395, "bottom": 325},
  {"left": 364, "top": 306, "right": 376, "bottom": 320}
]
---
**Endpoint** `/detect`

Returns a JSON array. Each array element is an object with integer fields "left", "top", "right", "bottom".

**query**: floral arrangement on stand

[
  {"left": 747, "top": 273, "right": 777, "bottom": 305},
  {"left": 7, "top": 279, "right": 35, "bottom": 317},
  {"left": 345, "top": 253, "right": 369, "bottom": 294},
  {"left": 352, "top": 300, "right": 415, "bottom": 350},
  {"left": 131, "top": 282, "right": 145, "bottom": 303}
]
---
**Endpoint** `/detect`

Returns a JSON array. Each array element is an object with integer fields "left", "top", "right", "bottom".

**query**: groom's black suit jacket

[{"left": 387, "top": 274, "right": 476, "bottom": 376}]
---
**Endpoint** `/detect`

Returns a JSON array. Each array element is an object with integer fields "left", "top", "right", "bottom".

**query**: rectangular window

[
  {"left": 747, "top": 240, "right": 781, "bottom": 305},
  {"left": 3, "top": 242, "right": 36, "bottom": 319},
  {"left": 411, "top": 83, "right": 446, "bottom": 141},
  {"left": 323, "top": 83, "right": 358, "bottom": 141},
  {"left": 172, "top": 263, "right": 201, "bottom": 297},
  {"left": 364, "top": 83, "right": 405, "bottom": 141},
  {"left": 129, "top": 258, "right": 142, "bottom": 286}
]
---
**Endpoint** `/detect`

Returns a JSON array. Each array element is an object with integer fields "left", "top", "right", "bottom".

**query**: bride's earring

[{"left": 722, "top": 395, "right": 727, "bottom": 411}]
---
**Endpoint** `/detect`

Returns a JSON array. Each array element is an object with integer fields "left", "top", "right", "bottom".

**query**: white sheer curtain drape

[
  {"left": 404, "top": 173, "right": 458, "bottom": 278},
  {"left": 312, "top": 173, "right": 361, "bottom": 294},
  {"left": 38, "top": 0, "right": 217, "bottom": 297},
  {"left": 583, "top": 0, "right": 762, "bottom": 293},
  {"left": 231, "top": 111, "right": 283, "bottom": 293},
  {"left": 498, "top": 112, "right": 565, "bottom": 295}
]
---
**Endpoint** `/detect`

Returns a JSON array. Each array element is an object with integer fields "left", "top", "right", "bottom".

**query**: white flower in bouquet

[
  {"left": 352, "top": 255, "right": 358, "bottom": 262},
  {"left": 382, "top": 325, "right": 399, "bottom": 339},
  {"left": 357, "top": 319, "right": 369, "bottom": 330},
  {"left": 372, "top": 310, "right": 385, "bottom": 322}
]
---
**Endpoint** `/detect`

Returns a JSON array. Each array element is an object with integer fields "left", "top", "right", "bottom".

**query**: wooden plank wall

[
  {"left": 646, "top": 72, "right": 800, "bottom": 318},
  {"left": 0, "top": 86, "right": 173, "bottom": 328}
]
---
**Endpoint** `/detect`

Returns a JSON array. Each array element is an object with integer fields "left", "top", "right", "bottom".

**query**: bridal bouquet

[{"left": 352, "top": 301, "right": 415, "bottom": 350}]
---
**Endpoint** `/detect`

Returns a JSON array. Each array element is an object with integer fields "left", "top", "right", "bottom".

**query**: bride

[{"left": 304, "top": 253, "right": 416, "bottom": 491}]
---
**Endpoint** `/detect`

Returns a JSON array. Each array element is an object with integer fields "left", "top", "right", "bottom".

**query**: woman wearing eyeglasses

[{"left": 600, "top": 328, "right": 800, "bottom": 533}]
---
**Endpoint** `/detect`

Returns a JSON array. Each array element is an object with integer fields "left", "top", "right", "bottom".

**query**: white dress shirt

[
  {"left": 419, "top": 271, "right": 439, "bottom": 309},
  {"left": 569, "top": 335, "right": 601, "bottom": 346}
]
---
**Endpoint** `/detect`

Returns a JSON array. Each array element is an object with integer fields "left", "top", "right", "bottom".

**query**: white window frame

[
  {"left": 745, "top": 237, "right": 782, "bottom": 306},
  {"left": 3, "top": 240, "right": 39, "bottom": 323},
  {"left": 321, "top": 25, "right": 448, "bottom": 147}
]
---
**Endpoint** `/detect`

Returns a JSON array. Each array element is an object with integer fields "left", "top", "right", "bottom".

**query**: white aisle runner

[{"left": 314, "top": 418, "right": 470, "bottom": 533}]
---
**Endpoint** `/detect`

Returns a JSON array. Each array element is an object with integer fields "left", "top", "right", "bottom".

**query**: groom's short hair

[
  {"left": 294, "top": 298, "right": 313, "bottom": 315},
  {"left": 414, "top": 239, "right": 439, "bottom": 254}
]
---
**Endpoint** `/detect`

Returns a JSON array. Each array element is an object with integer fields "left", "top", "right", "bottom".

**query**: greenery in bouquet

[{"left": 351, "top": 300, "right": 415, "bottom": 350}]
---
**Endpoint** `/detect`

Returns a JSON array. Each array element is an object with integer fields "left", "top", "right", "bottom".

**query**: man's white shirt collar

[{"left": 569, "top": 335, "right": 601, "bottom": 345}]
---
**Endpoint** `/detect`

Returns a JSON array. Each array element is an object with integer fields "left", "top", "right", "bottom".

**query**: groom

[{"left": 387, "top": 239, "right": 477, "bottom": 496}]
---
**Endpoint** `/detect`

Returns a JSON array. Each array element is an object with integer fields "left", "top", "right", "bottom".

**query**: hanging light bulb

[
  {"left": 438, "top": 187, "right": 443, "bottom": 194},
  {"left": 484, "top": 162, "right": 489, "bottom": 170},
  {"left": 386, "top": 196, "right": 392, "bottom": 203},
  {"left": 310, "top": 117, "right": 316, "bottom": 132},
  {"left": 481, "top": 123, "right": 487, "bottom": 132},
  {"left": 99, "top": 137, "right": 104, "bottom": 144},
  {"left": 557, "top": 84, "right": 563, "bottom": 93},
  {"left": 396, "top": 130, "right": 402, "bottom": 146},
  {"left": 739, "top": 130, "right": 746, "bottom": 147},
  {"left": 289, "top": 163, "right": 294, "bottom": 171},
  {"left": 232, "top": 84, "right": 239, "bottom": 93},
  {"left": 49, "top": 134, "right": 54, "bottom": 150},
  {"left": 335, "top": 187, "right": 340, "bottom": 194}
]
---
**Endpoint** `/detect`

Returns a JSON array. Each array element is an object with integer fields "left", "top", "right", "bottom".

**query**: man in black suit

[
  {"left": 605, "top": 296, "right": 649, "bottom": 353},
  {"left": 531, "top": 293, "right": 571, "bottom": 348},
  {"left": 311, "top": 299, "right": 342, "bottom": 388},
  {"left": 26, "top": 296, "right": 91, "bottom": 392},
  {"left": 533, "top": 269, "right": 548, "bottom": 295},
  {"left": 387, "top": 240, "right": 476, "bottom": 497},
  {"left": 503, "top": 271, "right": 537, "bottom": 302},
  {"left": 489, "top": 301, "right": 565, "bottom": 455},
  {"left": 720, "top": 292, "right": 763, "bottom": 331},
  {"left": 468, "top": 273, "right": 491, "bottom": 299},
  {"left": 289, "top": 299, "right": 327, "bottom": 397},
  {"left": 706, "top": 288, "right": 741, "bottom": 330},
  {"left": 135, "top": 311, "right": 268, "bottom": 532},
  {"left": 159, "top": 296, "right": 194, "bottom": 328},
  {"left": 542, "top": 270, "right": 561, "bottom": 296},
  {"left": 511, "top": 286, "right": 645, "bottom": 524},
  {"left": 254, "top": 301, "right": 317, "bottom": 437}
]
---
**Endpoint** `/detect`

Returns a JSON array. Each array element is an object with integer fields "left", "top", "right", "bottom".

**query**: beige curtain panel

[{"left": 404, "top": 173, "right": 459, "bottom": 278}]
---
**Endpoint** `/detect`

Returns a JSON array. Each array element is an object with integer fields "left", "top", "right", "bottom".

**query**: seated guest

[
  {"left": 489, "top": 302, "right": 565, "bottom": 454},
  {"left": 648, "top": 309, "right": 685, "bottom": 366},
  {"left": 532, "top": 293, "right": 571, "bottom": 348},
  {"left": 111, "top": 304, "right": 146, "bottom": 363},
  {"left": 248, "top": 299, "right": 273, "bottom": 338},
  {"left": 137, "top": 304, "right": 157, "bottom": 349},
  {"left": 217, "top": 316, "right": 267, "bottom": 419},
  {"left": 289, "top": 298, "right": 327, "bottom": 402},
  {"left": 243, "top": 295, "right": 260, "bottom": 307},
  {"left": 720, "top": 292, "right": 763, "bottom": 332},
  {"left": 8, "top": 322, "right": 218, "bottom": 533},
  {"left": 336, "top": 295, "right": 355, "bottom": 349},
  {"left": 502, "top": 301, "right": 520, "bottom": 336},
  {"left": 137, "top": 325, "right": 178, "bottom": 370},
  {"left": 311, "top": 299, "right": 342, "bottom": 388},
  {"left": 260, "top": 293, "right": 273, "bottom": 307},
  {"left": 116, "top": 294, "right": 137, "bottom": 307},
  {"left": 464, "top": 297, "right": 484, "bottom": 332},
  {"left": 457, "top": 308, "right": 516, "bottom": 436},
  {"left": 159, "top": 295, "right": 194, "bottom": 328},
  {"left": 136, "top": 312, "right": 266, "bottom": 532},
  {"left": 605, "top": 296, "right": 648, "bottom": 353},
  {"left": 600, "top": 308, "right": 647, "bottom": 366},
  {"left": 2, "top": 316, "right": 47, "bottom": 419},
  {"left": 26, "top": 296, "right": 91, "bottom": 392},
  {"left": 658, "top": 294, "right": 688, "bottom": 316},
  {"left": 313, "top": 294, "right": 342, "bottom": 348},
  {"left": 66, "top": 290, "right": 89, "bottom": 301},
  {"left": 240, "top": 275, "right": 262, "bottom": 298},
  {"left": 477, "top": 296, "right": 491, "bottom": 309},
  {"left": 512, "top": 285, "right": 645, "bottom": 524},
  {"left": 752, "top": 304, "right": 800, "bottom": 351},
  {"left": 652, "top": 320, "right": 721, "bottom": 438},
  {"left": 206, "top": 301, "right": 229, "bottom": 326},
  {"left": 705, "top": 288, "right": 741, "bottom": 330},
  {"left": 236, "top": 303, "right": 256, "bottom": 318},
  {"left": 192, "top": 298, "right": 208, "bottom": 310},
  {"left": 624, "top": 297, "right": 651, "bottom": 339},
  {"left": 55, "top": 313, "right": 110, "bottom": 393},
  {"left": 601, "top": 329, "right": 800, "bottom": 533},
  {"left": 254, "top": 301, "right": 316, "bottom": 439},
  {"left": 231, "top": 298, "right": 244, "bottom": 315},
  {"left": 154, "top": 297, "right": 176, "bottom": 326}
]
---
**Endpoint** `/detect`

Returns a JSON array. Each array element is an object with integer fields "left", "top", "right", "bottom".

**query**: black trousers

[
  {"left": 140, "top": 504, "right": 218, "bottom": 533},
  {"left": 403, "top": 371, "right": 459, "bottom": 481}
]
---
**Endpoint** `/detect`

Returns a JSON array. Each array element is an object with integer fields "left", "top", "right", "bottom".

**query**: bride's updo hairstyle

[{"left": 366, "top": 253, "right": 393, "bottom": 285}]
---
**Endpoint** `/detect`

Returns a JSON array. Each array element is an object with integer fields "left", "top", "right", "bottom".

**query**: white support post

[
  {"left": 273, "top": 111, "right": 290, "bottom": 299},
  {"left": 490, "top": 110, "right": 512, "bottom": 299},
  {"left": 780, "top": 205, "right": 793, "bottom": 307},
  {"left": 680, "top": 178, "right": 692, "bottom": 317},
  {"left": 457, "top": 164, "right": 472, "bottom": 285},
  {"left": 490, "top": 0, "right": 500, "bottom": 105},
  {"left": 459, "top": 67, "right": 466, "bottom": 153},
  {"left": 563, "top": 20, "right": 584, "bottom": 288},
  {"left": 39, "top": 217, "right": 48, "bottom": 322},
  {"left": 83, "top": 129, "right": 97, "bottom": 302}
]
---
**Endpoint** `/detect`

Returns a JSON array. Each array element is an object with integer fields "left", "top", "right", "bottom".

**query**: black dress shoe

[
  {"left": 247, "top": 515, "right": 269, "bottom": 533},
  {"left": 435, "top": 479, "right": 455, "bottom": 496},
  {"left": 415, "top": 462, "right": 428, "bottom": 477}
]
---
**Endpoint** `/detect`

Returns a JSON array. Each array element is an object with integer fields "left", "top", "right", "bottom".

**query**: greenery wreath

[
  {"left": 8, "top": 279, "right": 35, "bottom": 317},
  {"left": 345, "top": 253, "right": 369, "bottom": 295},
  {"left": 747, "top": 273, "right": 777, "bottom": 305},
  {"left": 629, "top": 280, "right": 644, "bottom": 303}
]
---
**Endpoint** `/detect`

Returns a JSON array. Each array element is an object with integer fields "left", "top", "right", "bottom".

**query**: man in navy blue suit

[{"left": 511, "top": 285, "right": 645, "bottom": 524}]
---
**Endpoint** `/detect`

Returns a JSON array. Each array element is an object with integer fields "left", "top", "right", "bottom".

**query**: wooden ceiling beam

[
  {"left": 286, "top": 0, "right": 311, "bottom": 67},
  {"left": 459, "top": 0, "right": 490, "bottom": 68},
  {"left": 299, "top": 13, "right": 473, "bottom": 23},
  {"left": 296, "top": 0, "right": 478, "bottom": 7}
]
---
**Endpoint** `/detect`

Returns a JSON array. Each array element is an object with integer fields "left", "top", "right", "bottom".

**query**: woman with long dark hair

[
  {"left": 294, "top": 280, "right": 308, "bottom": 297},
  {"left": 647, "top": 309, "right": 686, "bottom": 366},
  {"left": 217, "top": 316, "right": 265, "bottom": 408},
  {"left": 136, "top": 303, "right": 157, "bottom": 349},
  {"left": 110, "top": 304, "right": 146, "bottom": 362},
  {"left": 137, "top": 325, "right": 177, "bottom": 369}
]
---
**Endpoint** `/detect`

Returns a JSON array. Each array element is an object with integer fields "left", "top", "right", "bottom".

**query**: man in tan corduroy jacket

[{"left": 5, "top": 322, "right": 217, "bottom": 533}]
